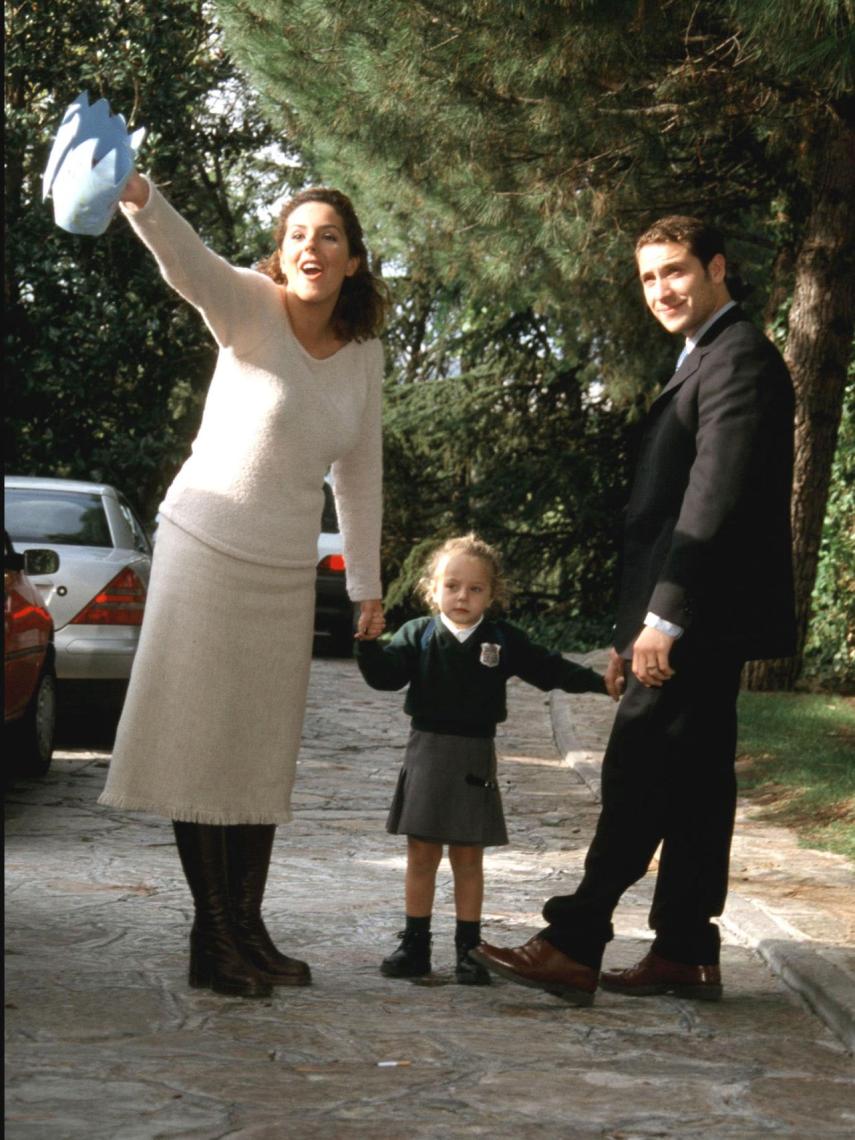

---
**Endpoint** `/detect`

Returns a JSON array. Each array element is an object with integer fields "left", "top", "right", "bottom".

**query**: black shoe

[
  {"left": 380, "top": 930, "right": 431, "bottom": 978},
  {"left": 455, "top": 944, "right": 491, "bottom": 986}
]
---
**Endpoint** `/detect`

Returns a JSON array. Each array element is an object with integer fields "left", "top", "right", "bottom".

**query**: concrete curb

[
  {"left": 721, "top": 896, "right": 855, "bottom": 1053},
  {"left": 549, "top": 685, "right": 855, "bottom": 1054},
  {"left": 549, "top": 688, "right": 603, "bottom": 801}
]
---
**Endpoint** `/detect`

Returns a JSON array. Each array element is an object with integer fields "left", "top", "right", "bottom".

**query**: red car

[{"left": 4, "top": 531, "right": 60, "bottom": 776}]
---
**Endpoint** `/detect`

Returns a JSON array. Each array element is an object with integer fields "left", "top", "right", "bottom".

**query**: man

[{"left": 472, "top": 217, "right": 795, "bottom": 1006}]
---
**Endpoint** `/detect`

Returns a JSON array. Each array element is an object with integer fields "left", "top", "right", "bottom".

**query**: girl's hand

[
  {"left": 355, "top": 599, "right": 385, "bottom": 640},
  {"left": 604, "top": 647, "right": 627, "bottom": 701}
]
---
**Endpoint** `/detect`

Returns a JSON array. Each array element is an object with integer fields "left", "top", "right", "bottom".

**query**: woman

[{"left": 99, "top": 170, "right": 387, "bottom": 998}]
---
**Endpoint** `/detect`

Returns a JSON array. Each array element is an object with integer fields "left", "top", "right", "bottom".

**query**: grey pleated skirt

[
  {"left": 98, "top": 517, "right": 317, "bottom": 824},
  {"left": 386, "top": 729, "right": 509, "bottom": 847}
]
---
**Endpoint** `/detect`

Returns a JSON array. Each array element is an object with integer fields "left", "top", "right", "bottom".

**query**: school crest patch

[{"left": 479, "top": 642, "right": 502, "bottom": 668}]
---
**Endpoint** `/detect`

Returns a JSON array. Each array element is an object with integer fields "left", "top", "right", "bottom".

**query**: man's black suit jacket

[{"left": 614, "top": 305, "right": 796, "bottom": 661}]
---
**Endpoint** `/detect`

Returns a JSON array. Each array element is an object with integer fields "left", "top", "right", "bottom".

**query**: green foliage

[
  {"left": 379, "top": 284, "right": 632, "bottom": 650},
  {"left": 216, "top": 0, "right": 816, "bottom": 396},
  {"left": 802, "top": 378, "right": 855, "bottom": 692},
  {"left": 5, "top": 0, "right": 294, "bottom": 522},
  {"left": 737, "top": 691, "right": 855, "bottom": 859},
  {"left": 733, "top": 0, "right": 855, "bottom": 95}
]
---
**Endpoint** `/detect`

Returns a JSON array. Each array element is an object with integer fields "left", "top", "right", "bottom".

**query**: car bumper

[{"left": 54, "top": 625, "right": 140, "bottom": 680}]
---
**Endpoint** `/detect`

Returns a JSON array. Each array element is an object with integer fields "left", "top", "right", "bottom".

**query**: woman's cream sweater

[{"left": 122, "top": 180, "right": 383, "bottom": 600}]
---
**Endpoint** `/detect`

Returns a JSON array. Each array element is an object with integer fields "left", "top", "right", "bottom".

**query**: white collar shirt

[
  {"left": 439, "top": 612, "right": 483, "bottom": 642},
  {"left": 680, "top": 300, "right": 738, "bottom": 364}
]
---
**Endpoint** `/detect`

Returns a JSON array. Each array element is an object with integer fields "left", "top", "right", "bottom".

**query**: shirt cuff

[{"left": 644, "top": 612, "right": 684, "bottom": 639}]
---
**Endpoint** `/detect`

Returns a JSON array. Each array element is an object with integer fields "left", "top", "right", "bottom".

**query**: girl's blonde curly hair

[{"left": 416, "top": 533, "right": 511, "bottom": 615}]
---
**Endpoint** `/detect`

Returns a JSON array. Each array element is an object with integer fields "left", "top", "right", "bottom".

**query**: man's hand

[
  {"left": 354, "top": 599, "right": 385, "bottom": 640},
  {"left": 604, "top": 648, "right": 627, "bottom": 702},
  {"left": 631, "top": 626, "right": 675, "bottom": 687}
]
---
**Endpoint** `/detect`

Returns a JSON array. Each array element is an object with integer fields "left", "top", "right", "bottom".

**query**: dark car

[
  {"left": 4, "top": 532, "right": 60, "bottom": 776},
  {"left": 315, "top": 478, "right": 356, "bottom": 655}
]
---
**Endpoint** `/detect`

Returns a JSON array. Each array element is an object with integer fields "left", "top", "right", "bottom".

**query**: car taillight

[
  {"left": 70, "top": 567, "right": 147, "bottom": 626},
  {"left": 318, "top": 554, "right": 346, "bottom": 572}
]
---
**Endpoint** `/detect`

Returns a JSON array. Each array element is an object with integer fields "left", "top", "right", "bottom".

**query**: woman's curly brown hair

[
  {"left": 417, "top": 533, "right": 511, "bottom": 616},
  {"left": 257, "top": 187, "right": 388, "bottom": 342}
]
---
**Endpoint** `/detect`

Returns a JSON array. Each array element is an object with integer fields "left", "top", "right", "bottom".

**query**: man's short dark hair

[{"left": 635, "top": 216, "right": 726, "bottom": 269}]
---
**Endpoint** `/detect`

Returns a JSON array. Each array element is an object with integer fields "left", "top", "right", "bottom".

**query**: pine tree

[{"left": 379, "top": 274, "right": 634, "bottom": 645}]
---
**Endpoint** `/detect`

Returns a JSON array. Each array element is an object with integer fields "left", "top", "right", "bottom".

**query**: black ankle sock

[
  {"left": 405, "top": 915, "right": 431, "bottom": 937},
  {"left": 455, "top": 919, "right": 481, "bottom": 949}
]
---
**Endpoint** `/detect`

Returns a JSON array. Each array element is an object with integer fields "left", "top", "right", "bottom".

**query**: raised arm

[{"left": 118, "top": 173, "right": 270, "bottom": 351}]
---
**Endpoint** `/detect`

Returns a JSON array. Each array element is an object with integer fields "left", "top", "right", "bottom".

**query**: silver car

[{"left": 4, "top": 477, "right": 152, "bottom": 696}]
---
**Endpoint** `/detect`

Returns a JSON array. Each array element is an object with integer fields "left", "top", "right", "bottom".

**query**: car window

[
  {"left": 321, "top": 482, "right": 340, "bottom": 534},
  {"left": 4, "top": 490, "right": 113, "bottom": 547},
  {"left": 118, "top": 495, "right": 152, "bottom": 554}
]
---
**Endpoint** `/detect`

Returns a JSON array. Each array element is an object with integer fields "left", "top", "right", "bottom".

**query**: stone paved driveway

[{"left": 5, "top": 656, "right": 854, "bottom": 1138}]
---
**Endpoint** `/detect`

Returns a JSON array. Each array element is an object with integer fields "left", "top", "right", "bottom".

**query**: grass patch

[{"left": 736, "top": 691, "right": 855, "bottom": 861}]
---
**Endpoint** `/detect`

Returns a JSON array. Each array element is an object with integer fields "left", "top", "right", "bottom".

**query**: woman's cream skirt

[{"left": 98, "top": 518, "right": 317, "bottom": 824}]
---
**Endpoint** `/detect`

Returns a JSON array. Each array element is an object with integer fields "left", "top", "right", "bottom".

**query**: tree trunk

[{"left": 745, "top": 109, "right": 855, "bottom": 691}]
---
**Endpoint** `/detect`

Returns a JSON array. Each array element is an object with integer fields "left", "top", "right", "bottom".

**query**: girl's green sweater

[{"left": 356, "top": 615, "right": 606, "bottom": 738}]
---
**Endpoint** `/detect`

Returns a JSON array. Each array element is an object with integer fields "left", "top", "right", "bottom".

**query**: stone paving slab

[{"left": 5, "top": 656, "right": 855, "bottom": 1138}]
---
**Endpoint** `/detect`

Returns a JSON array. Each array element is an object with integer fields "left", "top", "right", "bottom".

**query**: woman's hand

[
  {"left": 354, "top": 599, "right": 385, "bottom": 640},
  {"left": 119, "top": 171, "right": 150, "bottom": 209}
]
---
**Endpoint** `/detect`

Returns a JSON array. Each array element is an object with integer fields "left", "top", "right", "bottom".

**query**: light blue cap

[{"left": 42, "top": 91, "right": 146, "bottom": 236}]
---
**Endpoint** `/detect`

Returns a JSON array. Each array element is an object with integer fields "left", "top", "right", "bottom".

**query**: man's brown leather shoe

[
  {"left": 600, "top": 951, "right": 722, "bottom": 1001},
  {"left": 469, "top": 936, "right": 597, "bottom": 1006}
]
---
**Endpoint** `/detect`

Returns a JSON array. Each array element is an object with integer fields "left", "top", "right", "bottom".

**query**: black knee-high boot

[
  {"left": 225, "top": 824, "right": 311, "bottom": 986},
  {"left": 172, "top": 821, "right": 272, "bottom": 998}
]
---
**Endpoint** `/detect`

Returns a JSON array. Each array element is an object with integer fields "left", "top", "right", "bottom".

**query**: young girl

[{"left": 356, "top": 534, "right": 608, "bottom": 985}]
